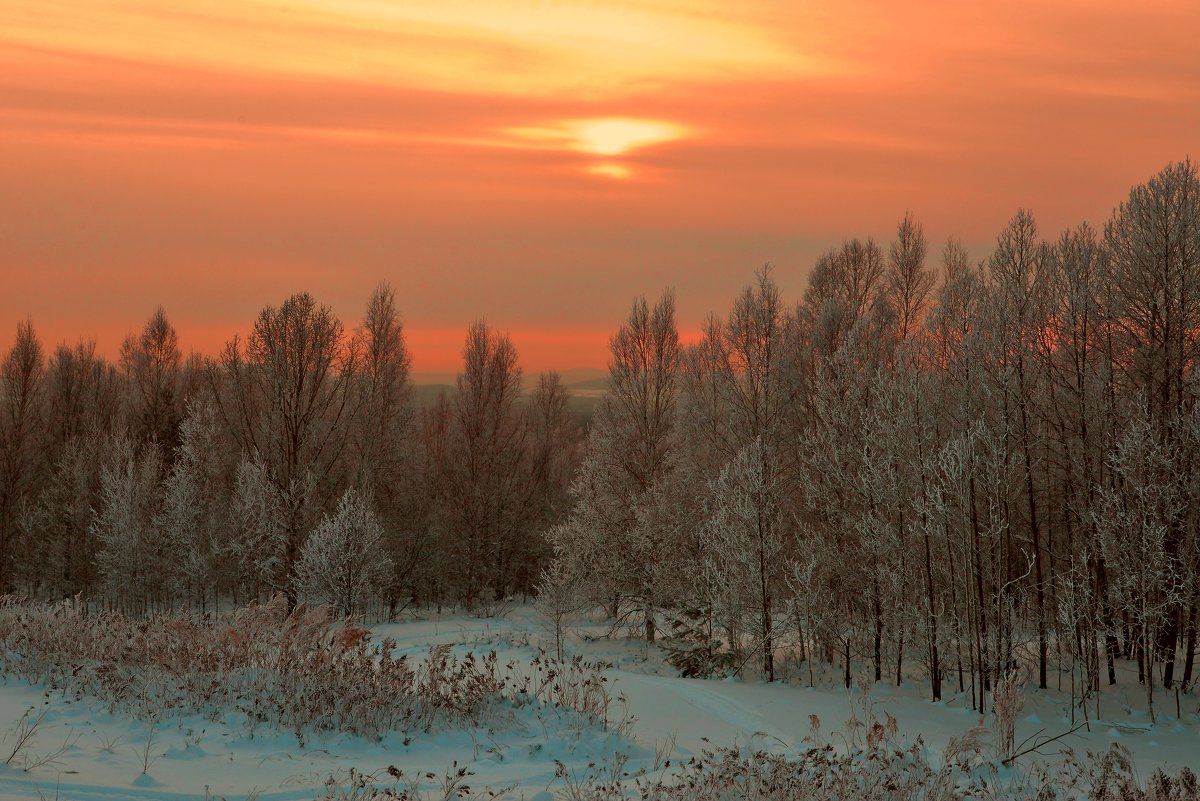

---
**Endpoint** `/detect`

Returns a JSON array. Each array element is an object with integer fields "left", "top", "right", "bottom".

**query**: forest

[{"left": 1, "top": 157, "right": 1199, "bottom": 732}]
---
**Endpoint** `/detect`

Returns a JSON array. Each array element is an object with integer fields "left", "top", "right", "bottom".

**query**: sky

[{"left": 3, "top": 1, "right": 1199, "bottom": 381}]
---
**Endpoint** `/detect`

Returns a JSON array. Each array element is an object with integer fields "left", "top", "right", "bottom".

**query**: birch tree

[
  {"left": 211, "top": 292, "right": 359, "bottom": 605},
  {"left": 92, "top": 434, "right": 167, "bottom": 611},
  {"left": 700, "top": 438, "right": 786, "bottom": 680},
  {"left": 548, "top": 291, "right": 679, "bottom": 637},
  {"left": 120, "top": 306, "right": 183, "bottom": 448}
]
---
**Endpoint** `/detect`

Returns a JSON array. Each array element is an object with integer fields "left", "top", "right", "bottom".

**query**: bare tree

[
  {"left": 0, "top": 320, "right": 45, "bottom": 591},
  {"left": 348, "top": 283, "right": 424, "bottom": 614},
  {"left": 120, "top": 306, "right": 182, "bottom": 448},
  {"left": 523, "top": 372, "right": 580, "bottom": 591},
  {"left": 210, "top": 293, "right": 359, "bottom": 605},
  {"left": 942, "top": 237, "right": 971, "bottom": 283},
  {"left": 885, "top": 213, "right": 936, "bottom": 342},
  {"left": 428, "top": 321, "right": 531, "bottom": 604},
  {"left": 45, "top": 340, "right": 120, "bottom": 452}
]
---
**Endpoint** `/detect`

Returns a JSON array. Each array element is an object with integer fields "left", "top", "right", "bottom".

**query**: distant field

[{"left": 412, "top": 379, "right": 603, "bottom": 426}]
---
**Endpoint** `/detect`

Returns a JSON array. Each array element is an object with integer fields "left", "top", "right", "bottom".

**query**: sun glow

[
  {"left": 502, "top": 117, "right": 686, "bottom": 179},
  {"left": 571, "top": 119, "right": 684, "bottom": 156},
  {"left": 505, "top": 118, "right": 687, "bottom": 156},
  {"left": 588, "top": 162, "right": 634, "bottom": 180}
]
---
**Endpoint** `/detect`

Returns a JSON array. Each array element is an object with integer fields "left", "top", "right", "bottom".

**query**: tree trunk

[
  {"left": 923, "top": 529, "right": 941, "bottom": 700},
  {"left": 1180, "top": 597, "right": 1197, "bottom": 691}
]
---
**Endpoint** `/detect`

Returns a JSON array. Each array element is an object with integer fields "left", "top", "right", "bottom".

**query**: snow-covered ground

[{"left": 1, "top": 605, "right": 1197, "bottom": 800}]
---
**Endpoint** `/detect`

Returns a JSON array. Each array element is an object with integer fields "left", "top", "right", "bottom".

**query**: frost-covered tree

[
  {"left": 1095, "top": 411, "right": 1187, "bottom": 722},
  {"left": 699, "top": 438, "right": 787, "bottom": 681},
  {"left": 548, "top": 291, "right": 679, "bottom": 638},
  {"left": 799, "top": 337, "right": 893, "bottom": 687},
  {"left": 211, "top": 292, "right": 359, "bottom": 605},
  {"left": 1105, "top": 159, "right": 1200, "bottom": 689},
  {"left": 1107, "top": 159, "right": 1200, "bottom": 439},
  {"left": 1036, "top": 221, "right": 1120, "bottom": 688},
  {"left": 18, "top": 431, "right": 105, "bottom": 597},
  {"left": 985, "top": 209, "right": 1052, "bottom": 688},
  {"left": 226, "top": 455, "right": 290, "bottom": 600},
  {"left": 680, "top": 268, "right": 805, "bottom": 540},
  {"left": 535, "top": 558, "right": 584, "bottom": 661},
  {"left": 860, "top": 361, "right": 938, "bottom": 692},
  {"left": 159, "top": 400, "right": 230, "bottom": 610},
  {"left": 295, "top": 488, "right": 392, "bottom": 618},
  {"left": 348, "top": 283, "right": 425, "bottom": 613},
  {"left": 803, "top": 239, "right": 887, "bottom": 354},
  {"left": 92, "top": 433, "right": 166, "bottom": 611},
  {"left": 0, "top": 319, "right": 45, "bottom": 592}
]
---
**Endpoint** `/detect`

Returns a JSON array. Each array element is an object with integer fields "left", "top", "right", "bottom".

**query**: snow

[{"left": 1, "top": 605, "right": 1197, "bottom": 800}]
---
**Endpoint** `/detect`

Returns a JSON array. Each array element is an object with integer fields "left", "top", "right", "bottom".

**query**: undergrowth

[
  {"left": 0, "top": 596, "right": 614, "bottom": 742},
  {"left": 545, "top": 740, "right": 1199, "bottom": 801},
  {"left": 313, "top": 741, "right": 1199, "bottom": 801}
]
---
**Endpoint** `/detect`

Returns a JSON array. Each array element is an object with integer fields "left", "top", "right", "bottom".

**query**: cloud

[
  {"left": 3, "top": 0, "right": 830, "bottom": 97},
  {"left": 3, "top": 1, "right": 1199, "bottom": 372}
]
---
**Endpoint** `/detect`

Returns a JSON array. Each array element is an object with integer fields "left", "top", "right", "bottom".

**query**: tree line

[
  {"left": 0, "top": 287, "right": 579, "bottom": 618},
  {"left": 2, "top": 159, "right": 1198, "bottom": 722},
  {"left": 548, "top": 159, "right": 1200, "bottom": 723}
]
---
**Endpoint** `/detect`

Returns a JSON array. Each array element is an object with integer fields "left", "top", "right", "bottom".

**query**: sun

[
  {"left": 502, "top": 117, "right": 686, "bottom": 179},
  {"left": 504, "top": 117, "right": 687, "bottom": 156},
  {"left": 570, "top": 119, "right": 684, "bottom": 156}
]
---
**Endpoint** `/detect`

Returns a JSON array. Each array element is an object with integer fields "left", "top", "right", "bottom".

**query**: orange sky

[{"left": 3, "top": 1, "right": 1198, "bottom": 380}]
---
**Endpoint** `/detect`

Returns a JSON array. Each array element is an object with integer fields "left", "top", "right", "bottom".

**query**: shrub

[
  {"left": 0, "top": 596, "right": 496, "bottom": 739},
  {"left": 0, "top": 596, "right": 615, "bottom": 744}
]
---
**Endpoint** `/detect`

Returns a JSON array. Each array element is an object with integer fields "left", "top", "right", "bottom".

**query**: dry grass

[
  {"left": 0, "top": 596, "right": 614, "bottom": 744},
  {"left": 546, "top": 739, "right": 1199, "bottom": 801}
]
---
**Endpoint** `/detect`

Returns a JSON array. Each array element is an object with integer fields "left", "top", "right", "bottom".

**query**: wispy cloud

[
  {"left": 3, "top": 1, "right": 1199, "bottom": 371},
  {"left": 3, "top": 0, "right": 830, "bottom": 96}
]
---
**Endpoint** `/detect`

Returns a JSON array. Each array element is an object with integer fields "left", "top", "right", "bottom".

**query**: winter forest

[{"left": 2, "top": 159, "right": 1200, "bottom": 799}]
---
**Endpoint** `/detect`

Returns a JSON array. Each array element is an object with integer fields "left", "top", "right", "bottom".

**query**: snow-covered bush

[{"left": 295, "top": 488, "right": 393, "bottom": 618}]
